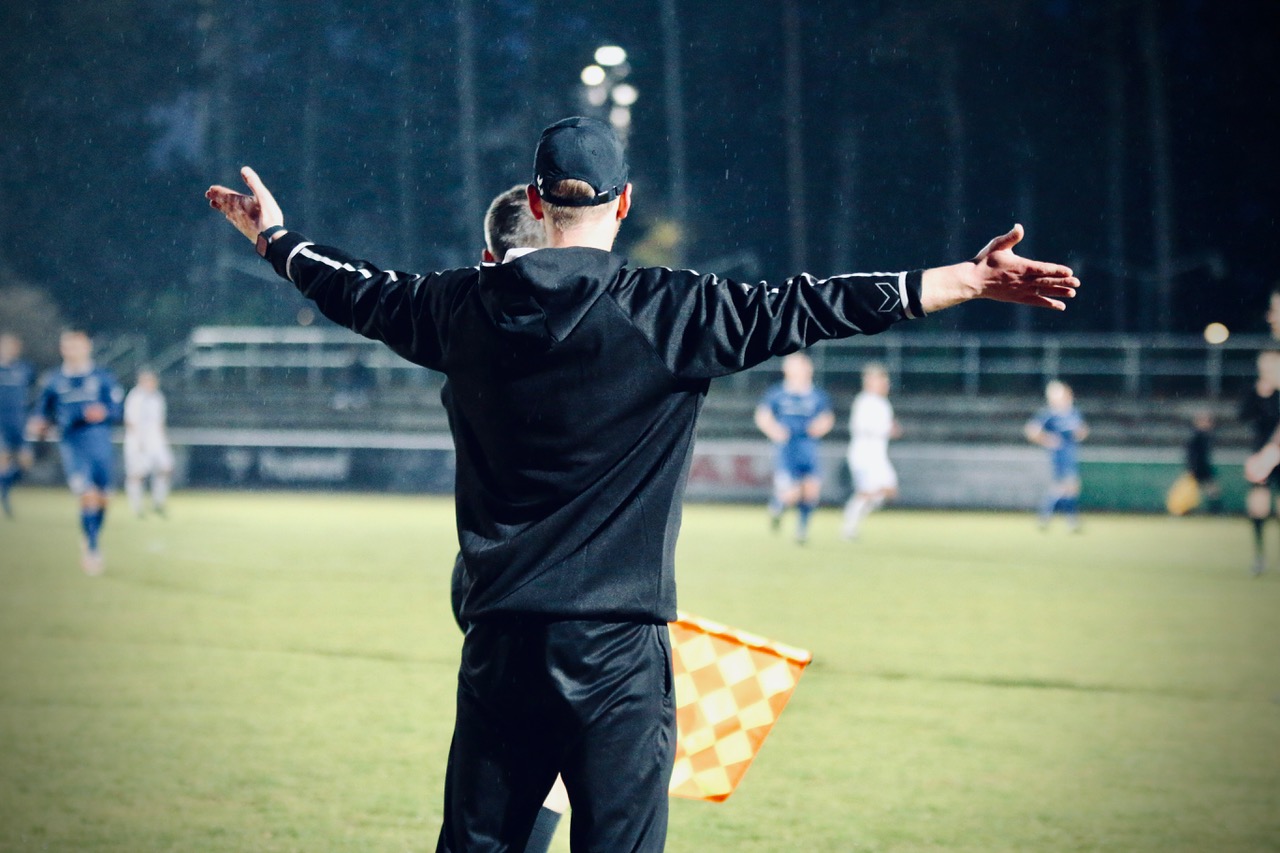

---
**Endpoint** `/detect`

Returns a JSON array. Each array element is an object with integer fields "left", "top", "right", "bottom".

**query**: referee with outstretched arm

[{"left": 207, "top": 115, "right": 1079, "bottom": 852}]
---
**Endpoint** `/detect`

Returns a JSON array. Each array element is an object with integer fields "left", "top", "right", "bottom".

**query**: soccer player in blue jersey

[
  {"left": 1024, "top": 379, "right": 1089, "bottom": 531},
  {"left": 755, "top": 352, "right": 835, "bottom": 543},
  {"left": 28, "top": 330, "right": 124, "bottom": 574},
  {"left": 0, "top": 333, "right": 37, "bottom": 517}
]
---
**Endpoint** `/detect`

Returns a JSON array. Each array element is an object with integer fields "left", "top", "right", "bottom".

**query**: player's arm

[
  {"left": 26, "top": 377, "right": 55, "bottom": 439},
  {"left": 754, "top": 405, "right": 789, "bottom": 444},
  {"left": 1245, "top": 416, "right": 1280, "bottom": 483},
  {"left": 206, "top": 167, "right": 450, "bottom": 369},
  {"left": 807, "top": 409, "right": 835, "bottom": 439},
  {"left": 1024, "top": 419, "right": 1056, "bottom": 448},
  {"left": 1074, "top": 420, "right": 1089, "bottom": 442},
  {"left": 123, "top": 390, "right": 138, "bottom": 430},
  {"left": 86, "top": 373, "right": 125, "bottom": 425}
]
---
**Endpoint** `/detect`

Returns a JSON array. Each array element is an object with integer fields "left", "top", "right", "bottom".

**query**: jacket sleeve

[
  {"left": 263, "top": 231, "right": 463, "bottom": 370},
  {"left": 610, "top": 267, "right": 925, "bottom": 379}
]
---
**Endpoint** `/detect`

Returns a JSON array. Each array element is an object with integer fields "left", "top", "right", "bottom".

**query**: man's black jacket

[{"left": 265, "top": 232, "right": 924, "bottom": 624}]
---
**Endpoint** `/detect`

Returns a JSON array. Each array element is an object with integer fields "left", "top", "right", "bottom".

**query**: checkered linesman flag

[{"left": 668, "top": 611, "right": 813, "bottom": 801}]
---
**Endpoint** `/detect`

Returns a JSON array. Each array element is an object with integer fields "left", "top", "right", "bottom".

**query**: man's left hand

[{"left": 206, "top": 166, "right": 284, "bottom": 243}]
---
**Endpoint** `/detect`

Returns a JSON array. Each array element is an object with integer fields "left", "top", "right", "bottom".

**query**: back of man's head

[
  {"left": 485, "top": 185, "right": 546, "bottom": 259},
  {"left": 532, "top": 117, "right": 630, "bottom": 238}
]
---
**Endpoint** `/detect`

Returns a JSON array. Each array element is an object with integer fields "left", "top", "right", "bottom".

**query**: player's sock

[
  {"left": 1252, "top": 517, "right": 1266, "bottom": 556},
  {"left": 842, "top": 496, "right": 867, "bottom": 538},
  {"left": 768, "top": 497, "right": 783, "bottom": 530},
  {"left": 795, "top": 501, "right": 815, "bottom": 543},
  {"left": 522, "top": 805, "right": 562, "bottom": 853},
  {"left": 1062, "top": 497, "right": 1080, "bottom": 530},
  {"left": 152, "top": 475, "right": 170, "bottom": 515},
  {"left": 126, "top": 478, "right": 145, "bottom": 516},
  {"left": 0, "top": 467, "right": 14, "bottom": 517},
  {"left": 84, "top": 508, "right": 106, "bottom": 551},
  {"left": 80, "top": 508, "right": 96, "bottom": 545},
  {"left": 843, "top": 495, "right": 877, "bottom": 539},
  {"left": 1038, "top": 494, "right": 1058, "bottom": 525}
]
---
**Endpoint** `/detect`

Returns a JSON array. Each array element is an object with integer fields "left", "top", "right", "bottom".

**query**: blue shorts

[
  {"left": 1050, "top": 448, "right": 1079, "bottom": 482},
  {"left": 59, "top": 427, "right": 114, "bottom": 494},
  {"left": 1, "top": 416, "right": 24, "bottom": 454},
  {"left": 776, "top": 440, "right": 819, "bottom": 482}
]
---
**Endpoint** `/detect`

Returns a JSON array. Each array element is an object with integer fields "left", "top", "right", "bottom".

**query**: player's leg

[
  {"left": 1060, "top": 473, "right": 1082, "bottom": 531},
  {"left": 556, "top": 621, "right": 674, "bottom": 853},
  {"left": 769, "top": 470, "right": 799, "bottom": 531},
  {"left": 795, "top": 474, "right": 821, "bottom": 544},
  {"left": 1039, "top": 451, "right": 1069, "bottom": 527},
  {"left": 1246, "top": 485, "right": 1270, "bottom": 575},
  {"left": 125, "top": 442, "right": 146, "bottom": 517},
  {"left": 80, "top": 433, "right": 114, "bottom": 573},
  {"left": 1200, "top": 477, "right": 1222, "bottom": 514},
  {"left": 0, "top": 422, "right": 28, "bottom": 517},
  {"left": 843, "top": 458, "right": 896, "bottom": 540},
  {"left": 0, "top": 446, "right": 14, "bottom": 518},
  {"left": 58, "top": 438, "right": 100, "bottom": 572},
  {"left": 436, "top": 622, "right": 567, "bottom": 853},
  {"left": 151, "top": 444, "right": 174, "bottom": 516}
]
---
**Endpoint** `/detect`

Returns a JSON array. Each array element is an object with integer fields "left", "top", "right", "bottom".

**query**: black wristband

[{"left": 255, "top": 225, "right": 288, "bottom": 257}]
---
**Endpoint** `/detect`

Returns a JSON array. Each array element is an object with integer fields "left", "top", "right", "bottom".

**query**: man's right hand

[
  {"left": 920, "top": 224, "right": 1080, "bottom": 314},
  {"left": 205, "top": 166, "right": 284, "bottom": 243}
]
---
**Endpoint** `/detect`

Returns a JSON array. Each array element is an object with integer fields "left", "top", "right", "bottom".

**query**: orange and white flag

[{"left": 667, "top": 611, "right": 813, "bottom": 801}]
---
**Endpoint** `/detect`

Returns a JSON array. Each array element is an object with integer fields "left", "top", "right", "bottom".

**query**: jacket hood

[{"left": 477, "top": 247, "right": 626, "bottom": 346}]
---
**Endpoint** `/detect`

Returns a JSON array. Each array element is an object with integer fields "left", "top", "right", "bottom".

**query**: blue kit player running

[
  {"left": 1024, "top": 379, "right": 1089, "bottom": 531},
  {"left": 0, "top": 333, "right": 37, "bottom": 517},
  {"left": 29, "top": 330, "right": 124, "bottom": 575},
  {"left": 755, "top": 352, "right": 835, "bottom": 543}
]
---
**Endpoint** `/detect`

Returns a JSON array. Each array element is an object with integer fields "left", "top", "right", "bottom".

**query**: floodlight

[{"left": 595, "top": 45, "right": 627, "bottom": 67}]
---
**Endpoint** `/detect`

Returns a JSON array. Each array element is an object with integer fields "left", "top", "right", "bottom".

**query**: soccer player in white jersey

[
  {"left": 841, "top": 363, "right": 901, "bottom": 540},
  {"left": 123, "top": 368, "right": 174, "bottom": 517}
]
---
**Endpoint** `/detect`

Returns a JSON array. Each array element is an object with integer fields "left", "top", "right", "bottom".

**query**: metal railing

[
  {"left": 789, "top": 332, "right": 1267, "bottom": 397},
  {"left": 181, "top": 326, "right": 432, "bottom": 389},
  {"left": 122, "top": 326, "right": 1271, "bottom": 398}
]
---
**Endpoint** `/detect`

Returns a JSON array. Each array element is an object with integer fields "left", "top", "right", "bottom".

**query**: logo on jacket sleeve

[{"left": 874, "top": 282, "right": 901, "bottom": 313}]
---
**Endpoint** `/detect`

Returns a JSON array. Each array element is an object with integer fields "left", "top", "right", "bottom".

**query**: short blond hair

[
  {"left": 485, "top": 185, "right": 545, "bottom": 258},
  {"left": 540, "top": 179, "right": 616, "bottom": 231}
]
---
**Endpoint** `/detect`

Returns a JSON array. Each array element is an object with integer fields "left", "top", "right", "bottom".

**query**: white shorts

[
  {"left": 125, "top": 441, "right": 174, "bottom": 478},
  {"left": 849, "top": 454, "right": 897, "bottom": 494}
]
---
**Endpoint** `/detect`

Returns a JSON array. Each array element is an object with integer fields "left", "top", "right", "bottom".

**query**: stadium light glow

[
  {"left": 594, "top": 45, "right": 627, "bottom": 67},
  {"left": 609, "top": 105, "right": 632, "bottom": 129},
  {"left": 580, "top": 64, "right": 606, "bottom": 86},
  {"left": 1203, "top": 322, "right": 1229, "bottom": 345},
  {"left": 586, "top": 85, "right": 609, "bottom": 107},
  {"left": 610, "top": 83, "right": 639, "bottom": 107}
]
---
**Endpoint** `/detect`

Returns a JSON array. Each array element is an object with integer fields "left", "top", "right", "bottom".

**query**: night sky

[{"left": 0, "top": 0, "right": 1275, "bottom": 346}]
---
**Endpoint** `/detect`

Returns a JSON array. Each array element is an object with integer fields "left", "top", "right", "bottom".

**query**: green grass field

[{"left": 1, "top": 488, "right": 1277, "bottom": 852}]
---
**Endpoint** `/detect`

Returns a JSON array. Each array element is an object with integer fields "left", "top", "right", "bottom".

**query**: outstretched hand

[
  {"left": 920, "top": 224, "right": 1080, "bottom": 314},
  {"left": 205, "top": 166, "right": 284, "bottom": 242},
  {"left": 968, "top": 224, "right": 1079, "bottom": 310}
]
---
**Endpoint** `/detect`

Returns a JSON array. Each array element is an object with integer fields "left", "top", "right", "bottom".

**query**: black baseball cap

[{"left": 533, "top": 116, "right": 629, "bottom": 207}]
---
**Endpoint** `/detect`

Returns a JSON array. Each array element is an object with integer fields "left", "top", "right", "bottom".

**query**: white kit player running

[
  {"left": 123, "top": 368, "right": 174, "bottom": 517},
  {"left": 842, "top": 363, "right": 901, "bottom": 540}
]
